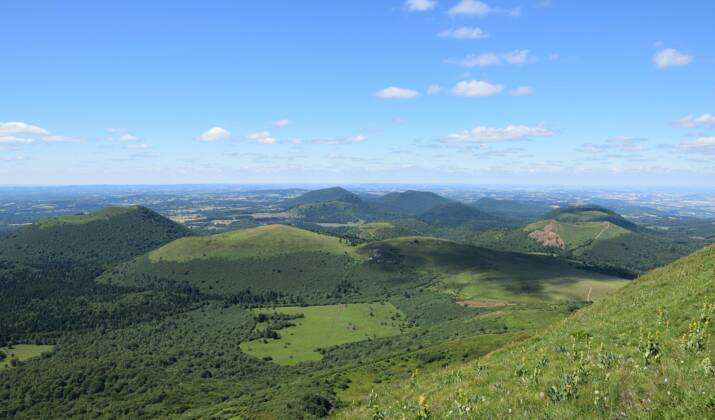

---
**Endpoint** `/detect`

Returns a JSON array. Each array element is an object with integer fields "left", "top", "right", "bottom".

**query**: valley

[{"left": 0, "top": 186, "right": 713, "bottom": 418}]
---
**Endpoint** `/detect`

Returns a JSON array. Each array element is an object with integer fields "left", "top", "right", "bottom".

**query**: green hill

[
  {"left": 472, "top": 197, "right": 554, "bottom": 221},
  {"left": 341, "top": 243, "right": 715, "bottom": 419},
  {"left": 474, "top": 205, "right": 688, "bottom": 276},
  {"left": 373, "top": 190, "right": 453, "bottom": 216},
  {"left": 418, "top": 202, "right": 499, "bottom": 228},
  {"left": 98, "top": 224, "right": 401, "bottom": 299},
  {"left": 544, "top": 204, "right": 638, "bottom": 230},
  {"left": 0, "top": 205, "right": 191, "bottom": 267},
  {"left": 282, "top": 187, "right": 362, "bottom": 209}
]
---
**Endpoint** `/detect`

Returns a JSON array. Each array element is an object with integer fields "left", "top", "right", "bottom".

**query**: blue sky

[{"left": 1, "top": 0, "right": 714, "bottom": 187}]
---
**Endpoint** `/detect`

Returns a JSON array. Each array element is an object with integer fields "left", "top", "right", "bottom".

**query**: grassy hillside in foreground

[
  {"left": 340, "top": 244, "right": 715, "bottom": 419},
  {"left": 0, "top": 205, "right": 191, "bottom": 266}
]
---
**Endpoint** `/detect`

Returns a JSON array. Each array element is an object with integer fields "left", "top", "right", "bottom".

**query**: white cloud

[
  {"left": 451, "top": 80, "right": 504, "bottom": 96},
  {"left": 42, "top": 135, "right": 84, "bottom": 143},
  {"left": 454, "top": 50, "right": 533, "bottom": 67},
  {"left": 447, "top": 0, "right": 520, "bottom": 16},
  {"left": 273, "top": 119, "right": 290, "bottom": 128},
  {"left": 310, "top": 135, "right": 368, "bottom": 145},
  {"left": 448, "top": 0, "right": 491, "bottom": 16},
  {"left": 446, "top": 125, "right": 556, "bottom": 142},
  {"left": 653, "top": 48, "right": 692, "bottom": 69},
  {"left": 427, "top": 84, "right": 443, "bottom": 94},
  {"left": 117, "top": 133, "right": 140, "bottom": 142},
  {"left": 0, "top": 122, "right": 48, "bottom": 135},
  {"left": 674, "top": 113, "right": 715, "bottom": 128},
  {"left": 127, "top": 143, "right": 149, "bottom": 149},
  {"left": 246, "top": 131, "right": 277, "bottom": 144},
  {"left": 511, "top": 86, "right": 533, "bottom": 96},
  {"left": 437, "top": 26, "right": 488, "bottom": 39},
  {"left": 405, "top": 0, "right": 437, "bottom": 11},
  {"left": 376, "top": 86, "right": 420, "bottom": 99},
  {"left": 197, "top": 127, "right": 231, "bottom": 142},
  {"left": 0, "top": 135, "right": 35, "bottom": 144}
]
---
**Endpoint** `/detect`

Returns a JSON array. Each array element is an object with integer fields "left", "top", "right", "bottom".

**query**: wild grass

[
  {"left": 240, "top": 303, "right": 404, "bottom": 365},
  {"left": 338, "top": 244, "right": 715, "bottom": 419}
]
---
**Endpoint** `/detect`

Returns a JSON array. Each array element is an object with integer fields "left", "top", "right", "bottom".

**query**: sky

[{"left": 1, "top": 0, "right": 714, "bottom": 187}]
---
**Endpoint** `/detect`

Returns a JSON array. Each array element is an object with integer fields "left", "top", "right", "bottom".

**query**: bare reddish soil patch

[{"left": 528, "top": 220, "right": 564, "bottom": 248}]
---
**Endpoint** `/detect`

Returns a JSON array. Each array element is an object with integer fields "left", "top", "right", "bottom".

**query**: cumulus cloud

[
  {"left": 245, "top": 131, "right": 277, "bottom": 144},
  {"left": 437, "top": 26, "right": 488, "bottom": 39},
  {"left": 511, "top": 86, "right": 533, "bottom": 96},
  {"left": 445, "top": 125, "right": 556, "bottom": 142},
  {"left": 453, "top": 50, "right": 533, "bottom": 67},
  {"left": 273, "top": 119, "right": 290, "bottom": 127},
  {"left": 405, "top": 0, "right": 437, "bottom": 11},
  {"left": 447, "top": 0, "right": 519, "bottom": 16},
  {"left": 376, "top": 86, "right": 420, "bottom": 99},
  {"left": 448, "top": 0, "right": 491, "bottom": 16},
  {"left": 197, "top": 127, "right": 231, "bottom": 142},
  {"left": 653, "top": 48, "right": 692, "bottom": 69},
  {"left": 0, "top": 122, "right": 48, "bottom": 135},
  {"left": 451, "top": 80, "right": 504, "bottom": 96},
  {"left": 674, "top": 113, "right": 715, "bottom": 128}
]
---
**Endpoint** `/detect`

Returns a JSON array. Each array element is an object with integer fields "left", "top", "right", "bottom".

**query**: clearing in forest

[{"left": 240, "top": 303, "right": 404, "bottom": 365}]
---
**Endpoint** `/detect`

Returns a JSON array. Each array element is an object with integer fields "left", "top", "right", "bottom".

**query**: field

[
  {"left": 0, "top": 344, "right": 54, "bottom": 370},
  {"left": 240, "top": 303, "right": 404, "bottom": 365}
]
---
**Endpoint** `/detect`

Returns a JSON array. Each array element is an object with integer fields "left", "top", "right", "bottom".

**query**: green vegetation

[
  {"left": 147, "top": 224, "right": 359, "bottom": 262},
  {"left": 0, "top": 205, "right": 191, "bottom": 266},
  {"left": 240, "top": 303, "right": 404, "bottom": 365},
  {"left": 340, "top": 244, "right": 715, "bottom": 419},
  {"left": 472, "top": 197, "right": 554, "bottom": 221},
  {"left": 0, "top": 344, "right": 54, "bottom": 370},
  {"left": 474, "top": 205, "right": 694, "bottom": 276},
  {"left": 361, "top": 236, "right": 626, "bottom": 304},
  {"left": 372, "top": 190, "right": 453, "bottom": 215},
  {"left": 418, "top": 202, "right": 498, "bottom": 228}
]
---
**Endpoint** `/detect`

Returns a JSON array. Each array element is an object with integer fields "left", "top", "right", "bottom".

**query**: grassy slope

[
  {"left": 0, "top": 344, "right": 54, "bottom": 370},
  {"left": 340, "top": 244, "right": 715, "bottom": 419},
  {"left": 147, "top": 224, "right": 359, "bottom": 262},
  {"left": 359, "top": 236, "right": 627, "bottom": 304},
  {"left": 240, "top": 303, "right": 404, "bottom": 365}
]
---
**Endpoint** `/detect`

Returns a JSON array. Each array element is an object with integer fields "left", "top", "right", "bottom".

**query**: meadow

[
  {"left": 240, "top": 303, "right": 404, "bottom": 365},
  {"left": 0, "top": 344, "right": 54, "bottom": 370}
]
